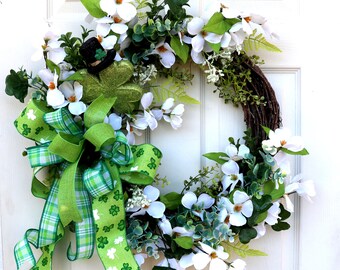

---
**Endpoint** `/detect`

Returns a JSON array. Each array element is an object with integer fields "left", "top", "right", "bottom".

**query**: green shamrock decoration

[{"left": 79, "top": 60, "right": 143, "bottom": 113}]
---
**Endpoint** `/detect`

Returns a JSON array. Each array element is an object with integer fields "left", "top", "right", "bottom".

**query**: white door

[{"left": 0, "top": 0, "right": 338, "bottom": 269}]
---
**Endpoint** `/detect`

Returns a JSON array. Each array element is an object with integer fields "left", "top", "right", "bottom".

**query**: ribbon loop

[
  {"left": 83, "top": 123, "right": 116, "bottom": 151},
  {"left": 83, "top": 161, "right": 119, "bottom": 198},
  {"left": 44, "top": 107, "right": 83, "bottom": 137},
  {"left": 101, "top": 130, "right": 134, "bottom": 166},
  {"left": 26, "top": 143, "right": 64, "bottom": 167}
]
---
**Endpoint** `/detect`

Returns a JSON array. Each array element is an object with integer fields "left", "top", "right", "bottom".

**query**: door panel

[{"left": 0, "top": 1, "right": 305, "bottom": 269}]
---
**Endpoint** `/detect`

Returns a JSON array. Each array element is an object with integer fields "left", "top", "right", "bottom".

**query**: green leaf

[
  {"left": 164, "top": 0, "right": 189, "bottom": 15},
  {"left": 46, "top": 59, "right": 60, "bottom": 75},
  {"left": 262, "top": 125, "right": 271, "bottom": 136},
  {"left": 255, "top": 211, "right": 268, "bottom": 224},
  {"left": 281, "top": 147, "right": 309, "bottom": 156},
  {"left": 160, "top": 192, "right": 182, "bottom": 210},
  {"left": 223, "top": 240, "right": 267, "bottom": 258},
  {"left": 170, "top": 36, "right": 189, "bottom": 64},
  {"left": 263, "top": 181, "right": 285, "bottom": 201},
  {"left": 80, "top": 0, "right": 106, "bottom": 18},
  {"left": 272, "top": 221, "right": 290, "bottom": 231},
  {"left": 203, "top": 12, "right": 236, "bottom": 34},
  {"left": 278, "top": 204, "right": 291, "bottom": 220},
  {"left": 203, "top": 152, "right": 227, "bottom": 164},
  {"left": 178, "top": 94, "right": 200, "bottom": 104},
  {"left": 174, "top": 236, "right": 193, "bottom": 249},
  {"left": 207, "top": 42, "right": 221, "bottom": 53},
  {"left": 239, "top": 228, "right": 258, "bottom": 244},
  {"left": 64, "top": 71, "right": 85, "bottom": 81},
  {"left": 5, "top": 69, "right": 29, "bottom": 103},
  {"left": 243, "top": 29, "right": 282, "bottom": 52},
  {"left": 151, "top": 76, "right": 199, "bottom": 105}
]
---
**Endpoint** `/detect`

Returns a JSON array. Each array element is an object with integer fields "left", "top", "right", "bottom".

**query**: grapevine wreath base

[{"left": 5, "top": 0, "right": 315, "bottom": 269}]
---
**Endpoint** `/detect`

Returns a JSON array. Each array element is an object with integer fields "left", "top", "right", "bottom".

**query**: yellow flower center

[
  {"left": 244, "top": 16, "right": 252, "bottom": 23},
  {"left": 116, "top": 0, "right": 123, "bottom": 4},
  {"left": 224, "top": 215, "right": 230, "bottom": 224},
  {"left": 113, "top": 16, "right": 122, "bottom": 23},
  {"left": 210, "top": 252, "right": 218, "bottom": 259},
  {"left": 97, "top": 35, "right": 103, "bottom": 43},
  {"left": 234, "top": 204, "right": 243, "bottom": 212},
  {"left": 68, "top": 96, "right": 76, "bottom": 102},
  {"left": 280, "top": 140, "right": 287, "bottom": 146},
  {"left": 49, "top": 82, "right": 56, "bottom": 90},
  {"left": 231, "top": 174, "right": 238, "bottom": 181},
  {"left": 157, "top": 45, "right": 168, "bottom": 53}
]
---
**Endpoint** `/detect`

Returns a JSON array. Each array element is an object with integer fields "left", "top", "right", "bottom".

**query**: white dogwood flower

[
  {"left": 38, "top": 69, "right": 66, "bottom": 108},
  {"left": 219, "top": 191, "right": 253, "bottom": 226},
  {"left": 187, "top": 17, "right": 222, "bottom": 53},
  {"left": 193, "top": 242, "right": 229, "bottom": 270},
  {"left": 221, "top": 160, "right": 244, "bottom": 192},
  {"left": 127, "top": 185, "right": 165, "bottom": 219},
  {"left": 100, "top": 0, "right": 137, "bottom": 22},
  {"left": 59, "top": 81, "right": 87, "bottom": 115}
]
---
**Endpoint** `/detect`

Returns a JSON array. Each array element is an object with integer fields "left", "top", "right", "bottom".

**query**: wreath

[{"left": 5, "top": 0, "right": 315, "bottom": 269}]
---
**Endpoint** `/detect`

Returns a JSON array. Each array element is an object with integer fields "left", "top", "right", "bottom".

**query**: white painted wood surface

[{"left": 0, "top": 0, "right": 339, "bottom": 269}]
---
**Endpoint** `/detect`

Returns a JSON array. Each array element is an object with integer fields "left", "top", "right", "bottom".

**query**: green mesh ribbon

[{"left": 13, "top": 96, "right": 162, "bottom": 270}]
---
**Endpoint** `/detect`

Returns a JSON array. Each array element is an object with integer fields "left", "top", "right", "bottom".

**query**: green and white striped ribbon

[{"left": 43, "top": 107, "right": 83, "bottom": 137}]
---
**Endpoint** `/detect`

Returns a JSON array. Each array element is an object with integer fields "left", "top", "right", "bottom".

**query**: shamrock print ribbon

[{"left": 13, "top": 96, "right": 162, "bottom": 270}]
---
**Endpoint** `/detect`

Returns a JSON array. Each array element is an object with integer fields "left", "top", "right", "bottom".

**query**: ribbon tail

[
  {"left": 67, "top": 168, "right": 96, "bottom": 261},
  {"left": 92, "top": 160, "right": 139, "bottom": 270}
]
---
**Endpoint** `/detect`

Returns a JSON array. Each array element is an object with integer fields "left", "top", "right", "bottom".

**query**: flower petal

[
  {"left": 230, "top": 212, "right": 246, "bottom": 226},
  {"left": 48, "top": 48, "right": 66, "bottom": 64},
  {"left": 162, "top": 98, "right": 174, "bottom": 111},
  {"left": 193, "top": 253, "right": 211, "bottom": 270},
  {"left": 221, "top": 160, "right": 239, "bottom": 175},
  {"left": 147, "top": 201, "right": 165, "bottom": 218},
  {"left": 181, "top": 191, "right": 197, "bottom": 209},
  {"left": 187, "top": 17, "right": 204, "bottom": 35},
  {"left": 108, "top": 113, "right": 122, "bottom": 130},
  {"left": 141, "top": 92, "right": 153, "bottom": 109},
  {"left": 68, "top": 102, "right": 87, "bottom": 115},
  {"left": 159, "top": 50, "right": 176, "bottom": 68},
  {"left": 179, "top": 253, "right": 195, "bottom": 268},
  {"left": 233, "top": 190, "right": 250, "bottom": 204},
  {"left": 111, "top": 23, "right": 128, "bottom": 34},
  {"left": 38, "top": 69, "right": 54, "bottom": 86},
  {"left": 191, "top": 50, "right": 205, "bottom": 64},
  {"left": 47, "top": 90, "right": 65, "bottom": 107},
  {"left": 117, "top": 3, "right": 137, "bottom": 21},
  {"left": 209, "top": 258, "right": 227, "bottom": 270},
  {"left": 96, "top": 22, "right": 111, "bottom": 37},
  {"left": 191, "top": 34, "right": 205, "bottom": 52},
  {"left": 204, "top": 32, "right": 222, "bottom": 44},
  {"left": 100, "top": 0, "right": 117, "bottom": 15},
  {"left": 225, "top": 144, "right": 237, "bottom": 158},
  {"left": 172, "top": 104, "right": 184, "bottom": 115},
  {"left": 144, "top": 185, "right": 160, "bottom": 201},
  {"left": 241, "top": 200, "right": 253, "bottom": 218},
  {"left": 101, "top": 35, "right": 118, "bottom": 50},
  {"left": 197, "top": 193, "right": 215, "bottom": 209},
  {"left": 58, "top": 81, "right": 74, "bottom": 99}
]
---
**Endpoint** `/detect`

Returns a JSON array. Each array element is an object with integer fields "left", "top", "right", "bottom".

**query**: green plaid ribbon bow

[{"left": 14, "top": 95, "right": 162, "bottom": 270}]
